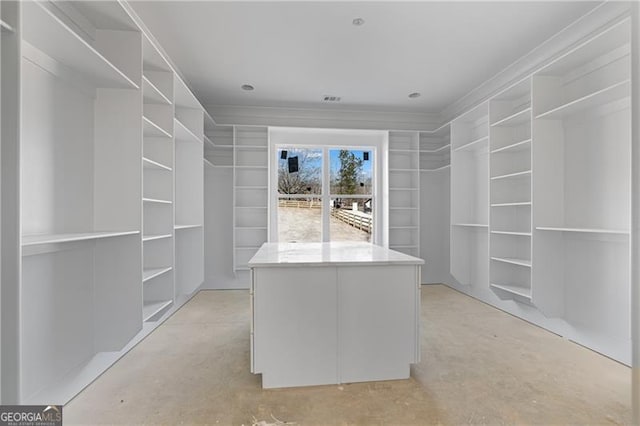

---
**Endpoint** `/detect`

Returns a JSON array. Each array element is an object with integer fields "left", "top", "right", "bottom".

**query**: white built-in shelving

[
  {"left": 388, "top": 131, "right": 420, "bottom": 257},
  {"left": 419, "top": 126, "right": 451, "bottom": 172},
  {"left": 143, "top": 116, "right": 172, "bottom": 138},
  {"left": 233, "top": 126, "right": 269, "bottom": 270},
  {"left": 22, "top": 231, "right": 139, "bottom": 247},
  {"left": 13, "top": 0, "right": 146, "bottom": 406},
  {"left": 443, "top": 15, "right": 632, "bottom": 364},
  {"left": 3, "top": 1, "right": 208, "bottom": 406},
  {"left": 143, "top": 266, "right": 173, "bottom": 282},
  {"left": 204, "top": 124, "right": 234, "bottom": 167},
  {"left": 21, "top": 1, "right": 139, "bottom": 90},
  {"left": 142, "top": 75, "right": 172, "bottom": 105},
  {"left": 531, "top": 16, "right": 631, "bottom": 346},
  {"left": 173, "top": 76, "right": 205, "bottom": 298},
  {"left": 450, "top": 103, "right": 489, "bottom": 287},
  {"left": 488, "top": 77, "right": 533, "bottom": 301},
  {"left": 1, "top": 18, "right": 14, "bottom": 33},
  {"left": 142, "top": 34, "right": 175, "bottom": 325}
]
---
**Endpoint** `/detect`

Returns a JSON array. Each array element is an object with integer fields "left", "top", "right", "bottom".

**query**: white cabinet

[{"left": 250, "top": 242, "right": 422, "bottom": 388}]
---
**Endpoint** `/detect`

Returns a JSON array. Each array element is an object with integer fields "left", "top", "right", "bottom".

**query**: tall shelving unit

[
  {"left": 442, "top": 14, "right": 632, "bottom": 364},
  {"left": 489, "top": 78, "right": 533, "bottom": 301},
  {"left": 1, "top": 0, "right": 209, "bottom": 405},
  {"left": 174, "top": 78, "right": 205, "bottom": 298},
  {"left": 450, "top": 103, "right": 489, "bottom": 286},
  {"left": 142, "top": 34, "right": 175, "bottom": 322},
  {"left": 16, "top": 0, "right": 143, "bottom": 404},
  {"left": 233, "top": 126, "right": 269, "bottom": 270},
  {"left": 388, "top": 131, "right": 420, "bottom": 257},
  {"left": 419, "top": 126, "right": 451, "bottom": 283},
  {"left": 531, "top": 18, "right": 631, "bottom": 351}
]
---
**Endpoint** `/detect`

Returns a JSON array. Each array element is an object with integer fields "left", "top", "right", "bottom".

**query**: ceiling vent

[{"left": 322, "top": 95, "right": 341, "bottom": 102}]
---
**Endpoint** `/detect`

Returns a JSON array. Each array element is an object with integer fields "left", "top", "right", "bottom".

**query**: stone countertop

[{"left": 248, "top": 242, "right": 425, "bottom": 268}]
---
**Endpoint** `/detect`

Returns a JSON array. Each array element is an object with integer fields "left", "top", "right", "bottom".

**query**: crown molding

[
  {"left": 441, "top": 1, "right": 632, "bottom": 124},
  {"left": 205, "top": 104, "right": 442, "bottom": 132}
]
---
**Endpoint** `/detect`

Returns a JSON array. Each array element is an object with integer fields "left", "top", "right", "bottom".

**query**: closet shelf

[
  {"left": 390, "top": 149, "right": 417, "bottom": 153},
  {"left": 1, "top": 19, "right": 14, "bottom": 33},
  {"left": 22, "top": 230, "right": 139, "bottom": 246},
  {"left": 22, "top": 1, "right": 138, "bottom": 90},
  {"left": 535, "top": 80, "right": 630, "bottom": 120},
  {"left": 236, "top": 245, "right": 262, "bottom": 250},
  {"left": 143, "top": 234, "right": 173, "bottom": 242},
  {"left": 143, "top": 116, "right": 172, "bottom": 138},
  {"left": 389, "top": 168, "right": 419, "bottom": 172},
  {"left": 142, "top": 76, "right": 172, "bottom": 105},
  {"left": 143, "top": 300, "right": 173, "bottom": 322},
  {"left": 143, "top": 157, "right": 172, "bottom": 171},
  {"left": 452, "top": 223, "right": 488, "bottom": 228},
  {"left": 203, "top": 158, "right": 215, "bottom": 168},
  {"left": 491, "top": 202, "right": 531, "bottom": 207},
  {"left": 421, "top": 164, "right": 451, "bottom": 172},
  {"left": 143, "top": 267, "right": 172, "bottom": 282},
  {"left": 143, "top": 197, "right": 172, "bottom": 204},
  {"left": 235, "top": 145, "right": 268, "bottom": 150},
  {"left": 236, "top": 186, "right": 268, "bottom": 190},
  {"left": 174, "top": 224, "right": 203, "bottom": 230},
  {"left": 536, "top": 226, "right": 629, "bottom": 235},
  {"left": 174, "top": 118, "right": 201, "bottom": 143},
  {"left": 453, "top": 136, "right": 488, "bottom": 153},
  {"left": 490, "top": 283, "right": 531, "bottom": 299},
  {"left": 491, "top": 107, "right": 531, "bottom": 127},
  {"left": 203, "top": 135, "right": 215, "bottom": 148},
  {"left": 420, "top": 144, "right": 450, "bottom": 153},
  {"left": 491, "top": 257, "right": 532, "bottom": 268},
  {"left": 491, "top": 230, "right": 531, "bottom": 236},
  {"left": 490, "top": 170, "right": 531, "bottom": 180},
  {"left": 491, "top": 139, "right": 531, "bottom": 154}
]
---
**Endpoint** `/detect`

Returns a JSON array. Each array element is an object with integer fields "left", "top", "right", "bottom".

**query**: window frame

[{"left": 269, "top": 128, "right": 388, "bottom": 245}]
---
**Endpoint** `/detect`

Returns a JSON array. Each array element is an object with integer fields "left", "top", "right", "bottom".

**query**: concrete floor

[
  {"left": 65, "top": 285, "right": 631, "bottom": 425},
  {"left": 278, "top": 206, "right": 370, "bottom": 242}
]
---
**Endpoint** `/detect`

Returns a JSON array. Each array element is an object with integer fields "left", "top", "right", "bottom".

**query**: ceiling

[{"left": 130, "top": 1, "right": 600, "bottom": 114}]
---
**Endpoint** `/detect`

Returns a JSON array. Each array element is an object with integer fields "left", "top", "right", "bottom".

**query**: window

[
  {"left": 275, "top": 147, "right": 374, "bottom": 243},
  {"left": 329, "top": 149, "right": 373, "bottom": 242},
  {"left": 277, "top": 148, "right": 323, "bottom": 242}
]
